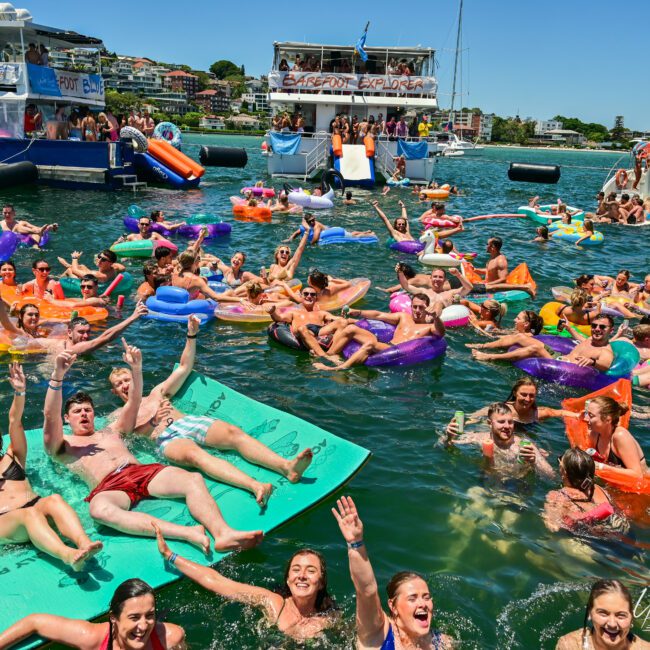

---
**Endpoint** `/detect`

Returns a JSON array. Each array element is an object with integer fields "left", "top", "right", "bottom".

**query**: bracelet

[
  {"left": 167, "top": 552, "right": 178, "bottom": 566},
  {"left": 48, "top": 383, "right": 62, "bottom": 391},
  {"left": 14, "top": 391, "right": 26, "bottom": 396},
  {"left": 186, "top": 334, "right": 197, "bottom": 339},
  {"left": 49, "top": 377, "right": 63, "bottom": 383},
  {"left": 347, "top": 540, "right": 365, "bottom": 550}
]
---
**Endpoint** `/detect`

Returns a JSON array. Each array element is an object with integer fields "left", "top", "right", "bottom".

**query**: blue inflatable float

[
  {"left": 144, "top": 286, "right": 216, "bottom": 324},
  {"left": 299, "top": 225, "right": 378, "bottom": 246}
]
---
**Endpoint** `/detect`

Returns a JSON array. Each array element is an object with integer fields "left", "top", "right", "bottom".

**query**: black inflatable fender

[
  {"left": 508, "top": 163, "right": 561, "bottom": 184},
  {"left": 0, "top": 161, "right": 38, "bottom": 189},
  {"left": 321, "top": 168, "right": 345, "bottom": 195},
  {"left": 199, "top": 146, "right": 248, "bottom": 168}
]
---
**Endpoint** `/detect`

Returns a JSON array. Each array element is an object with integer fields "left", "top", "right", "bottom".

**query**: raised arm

[
  {"left": 332, "top": 497, "right": 386, "bottom": 647},
  {"left": 156, "top": 316, "right": 199, "bottom": 397},
  {"left": 0, "top": 298, "right": 20, "bottom": 335},
  {"left": 286, "top": 232, "right": 308, "bottom": 275},
  {"left": 347, "top": 307, "right": 402, "bottom": 325},
  {"left": 114, "top": 339, "right": 143, "bottom": 435},
  {"left": 0, "top": 614, "right": 100, "bottom": 650},
  {"left": 7, "top": 363, "right": 28, "bottom": 466},
  {"left": 70, "top": 302, "right": 148, "bottom": 355},
  {"left": 152, "top": 523, "right": 280, "bottom": 614},
  {"left": 448, "top": 267, "right": 473, "bottom": 297},
  {"left": 268, "top": 303, "right": 293, "bottom": 323},
  {"left": 43, "top": 352, "right": 76, "bottom": 456},
  {"left": 372, "top": 201, "right": 397, "bottom": 237}
]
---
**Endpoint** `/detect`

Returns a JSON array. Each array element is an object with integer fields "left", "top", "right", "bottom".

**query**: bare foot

[
  {"left": 253, "top": 482, "right": 274, "bottom": 508},
  {"left": 313, "top": 361, "right": 337, "bottom": 371},
  {"left": 187, "top": 525, "right": 211, "bottom": 554},
  {"left": 214, "top": 528, "right": 264, "bottom": 552},
  {"left": 523, "top": 283, "right": 537, "bottom": 298},
  {"left": 382, "top": 186, "right": 390, "bottom": 195},
  {"left": 69, "top": 540, "right": 103, "bottom": 571},
  {"left": 528, "top": 195, "right": 539, "bottom": 207},
  {"left": 472, "top": 350, "right": 491, "bottom": 361},
  {"left": 286, "top": 448, "right": 313, "bottom": 483},
  {"left": 57, "top": 256, "right": 70, "bottom": 268},
  {"left": 325, "top": 353, "right": 342, "bottom": 363}
]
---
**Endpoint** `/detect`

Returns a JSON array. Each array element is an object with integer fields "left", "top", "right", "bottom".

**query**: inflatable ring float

[
  {"left": 419, "top": 188, "right": 450, "bottom": 200},
  {"left": 111, "top": 238, "right": 178, "bottom": 259},
  {"left": 540, "top": 301, "right": 591, "bottom": 337},
  {"left": 388, "top": 238, "right": 424, "bottom": 255},
  {"left": 144, "top": 286, "right": 216, "bottom": 324},
  {"left": 153, "top": 122, "right": 182, "bottom": 149},
  {"left": 119, "top": 126, "right": 148, "bottom": 153},
  {"left": 123, "top": 217, "right": 231, "bottom": 240},
  {"left": 242, "top": 186, "right": 276, "bottom": 198}
]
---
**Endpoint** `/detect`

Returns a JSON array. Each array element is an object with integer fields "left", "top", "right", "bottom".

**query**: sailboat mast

[{"left": 449, "top": 0, "right": 463, "bottom": 133}]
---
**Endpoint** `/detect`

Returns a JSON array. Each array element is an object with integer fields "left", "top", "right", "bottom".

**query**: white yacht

[
  {"left": 439, "top": 132, "right": 484, "bottom": 156},
  {"left": 600, "top": 142, "right": 650, "bottom": 202},
  {"left": 265, "top": 41, "right": 445, "bottom": 185}
]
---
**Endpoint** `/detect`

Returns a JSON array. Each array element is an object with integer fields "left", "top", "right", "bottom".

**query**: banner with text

[
  {"left": 268, "top": 71, "right": 437, "bottom": 95},
  {"left": 28, "top": 64, "right": 104, "bottom": 102}
]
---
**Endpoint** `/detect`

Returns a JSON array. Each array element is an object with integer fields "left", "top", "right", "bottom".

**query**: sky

[{"left": 23, "top": 0, "right": 650, "bottom": 130}]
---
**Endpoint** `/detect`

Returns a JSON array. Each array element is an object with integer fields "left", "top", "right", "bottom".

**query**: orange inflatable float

[
  {"left": 0, "top": 285, "right": 108, "bottom": 323},
  {"left": 562, "top": 379, "right": 650, "bottom": 494},
  {"left": 146, "top": 139, "right": 205, "bottom": 180},
  {"left": 332, "top": 133, "right": 343, "bottom": 158},
  {"left": 363, "top": 135, "right": 375, "bottom": 158},
  {"left": 232, "top": 205, "right": 272, "bottom": 222}
]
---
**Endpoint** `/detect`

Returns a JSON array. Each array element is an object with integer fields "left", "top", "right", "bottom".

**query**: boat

[
  {"left": 0, "top": 5, "right": 201, "bottom": 190},
  {"left": 600, "top": 141, "right": 650, "bottom": 201},
  {"left": 439, "top": 132, "right": 483, "bottom": 156},
  {"left": 265, "top": 41, "right": 445, "bottom": 185}
]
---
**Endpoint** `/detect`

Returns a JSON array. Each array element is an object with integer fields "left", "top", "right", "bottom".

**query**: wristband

[
  {"left": 49, "top": 377, "right": 63, "bottom": 382},
  {"left": 347, "top": 540, "right": 364, "bottom": 550},
  {"left": 14, "top": 391, "right": 26, "bottom": 396},
  {"left": 186, "top": 334, "right": 197, "bottom": 339},
  {"left": 48, "top": 383, "right": 62, "bottom": 391},
  {"left": 167, "top": 552, "right": 178, "bottom": 566}
]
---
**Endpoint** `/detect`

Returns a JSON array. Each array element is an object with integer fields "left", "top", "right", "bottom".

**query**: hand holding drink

[{"left": 518, "top": 439, "right": 535, "bottom": 464}]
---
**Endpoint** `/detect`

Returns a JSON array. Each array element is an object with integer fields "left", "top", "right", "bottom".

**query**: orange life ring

[{"left": 615, "top": 169, "right": 628, "bottom": 188}]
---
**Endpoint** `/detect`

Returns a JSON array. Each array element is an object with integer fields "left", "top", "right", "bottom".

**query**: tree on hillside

[
  {"left": 210, "top": 60, "right": 241, "bottom": 80},
  {"left": 194, "top": 71, "right": 211, "bottom": 91},
  {"left": 610, "top": 115, "right": 625, "bottom": 141},
  {"left": 105, "top": 90, "right": 142, "bottom": 115}
]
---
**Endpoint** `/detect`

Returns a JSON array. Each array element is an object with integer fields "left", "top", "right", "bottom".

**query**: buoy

[
  {"left": 507, "top": 163, "right": 560, "bottom": 184},
  {"left": 0, "top": 161, "right": 38, "bottom": 189},
  {"left": 199, "top": 146, "right": 248, "bottom": 168}
]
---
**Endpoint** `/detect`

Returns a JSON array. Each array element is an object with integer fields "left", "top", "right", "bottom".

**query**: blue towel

[
  {"left": 270, "top": 132, "right": 302, "bottom": 156},
  {"left": 397, "top": 139, "right": 428, "bottom": 160}
]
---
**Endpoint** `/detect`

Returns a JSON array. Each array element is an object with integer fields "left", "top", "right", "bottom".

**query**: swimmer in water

[
  {"left": 0, "top": 578, "right": 185, "bottom": 649},
  {"left": 444, "top": 402, "right": 554, "bottom": 478},
  {"left": 555, "top": 579, "right": 648, "bottom": 649},
  {"left": 152, "top": 524, "right": 339, "bottom": 641},
  {"left": 333, "top": 495, "right": 455, "bottom": 649}
]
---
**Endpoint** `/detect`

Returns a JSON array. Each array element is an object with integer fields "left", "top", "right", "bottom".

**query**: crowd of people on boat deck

[{"left": 278, "top": 53, "right": 419, "bottom": 76}]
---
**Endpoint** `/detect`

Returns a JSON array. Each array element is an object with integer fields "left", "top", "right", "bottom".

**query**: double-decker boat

[{"left": 265, "top": 41, "right": 445, "bottom": 185}]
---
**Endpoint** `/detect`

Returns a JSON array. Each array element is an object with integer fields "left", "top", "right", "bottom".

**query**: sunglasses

[
  {"left": 35, "top": 266, "right": 50, "bottom": 272},
  {"left": 81, "top": 284, "right": 95, "bottom": 289},
  {"left": 302, "top": 291, "right": 317, "bottom": 297},
  {"left": 279, "top": 250, "right": 290, "bottom": 255},
  {"left": 139, "top": 222, "right": 151, "bottom": 227},
  {"left": 98, "top": 256, "right": 110, "bottom": 262},
  {"left": 591, "top": 324, "right": 609, "bottom": 330}
]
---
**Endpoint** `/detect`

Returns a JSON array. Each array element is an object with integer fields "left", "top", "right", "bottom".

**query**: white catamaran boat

[{"left": 265, "top": 41, "right": 445, "bottom": 185}]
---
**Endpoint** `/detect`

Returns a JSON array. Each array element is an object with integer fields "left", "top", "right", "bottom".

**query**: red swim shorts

[{"left": 84, "top": 463, "right": 167, "bottom": 507}]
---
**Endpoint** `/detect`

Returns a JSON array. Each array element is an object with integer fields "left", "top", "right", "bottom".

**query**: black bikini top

[{"left": 0, "top": 451, "right": 27, "bottom": 482}]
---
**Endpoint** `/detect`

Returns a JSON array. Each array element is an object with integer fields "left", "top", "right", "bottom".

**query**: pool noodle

[{"left": 100, "top": 273, "right": 124, "bottom": 297}]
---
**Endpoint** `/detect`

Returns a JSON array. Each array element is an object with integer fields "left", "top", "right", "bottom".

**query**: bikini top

[
  {"left": 380, "top": 624, "right": 443, "bottom": 650},
  {"left": 594, "top": 431, "right": 646, "bottom": 467},
  {"left": 0, "top": 451, "right": 27, "bottom": 482},
  {"left": 99, "top": 626, "right": 164, "bottom": 650}
]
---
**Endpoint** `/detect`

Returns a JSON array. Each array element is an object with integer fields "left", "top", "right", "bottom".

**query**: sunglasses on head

[{"left": 36, "top": 266, "right": 50, "bottom": 272}]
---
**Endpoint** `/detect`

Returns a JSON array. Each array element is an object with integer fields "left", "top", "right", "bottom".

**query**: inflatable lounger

[{"left": 1, "top": 369, "right": 370, "bottom": 649}]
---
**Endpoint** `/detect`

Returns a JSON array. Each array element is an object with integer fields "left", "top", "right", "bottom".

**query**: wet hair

[
  {"left": 277, "top": 549, "right": 337, "bottom": 613},
  {"left": 591, "top": 313, "right": 614, "bottom": 328},
  {"left": 154, "top": 246, "right": 172, "bottom": 261},
  {"left": 582, "top": 580, "right": 633, "bottom": 644},
  {"left": 345, "top": 191, "right": 352, "bottom": 200},
  {"left": 31, "top": 258, "right": 49, "bottom": 270},
  {"left": 481, "top": 299, "right": 507, "bottom": 325},
  {"left": 3, "top": 203, "right": 14, "bottom": 212},
  {"left": 81, "top": 274, "right": 98, "bottom": 285},
  {"left": 0, "top": 259, "right": 16, "bottom": 273},
  {"left": 632, "top": 324, "right": 650, "bottom": 342},
  {"left": 558, "top": 203, "right": 568, "bottom": 213},
  {"left": 522, "top": 310, "right": 543, "bottom": 335},
  {"left": 487, "top": 401, "right": 512, "bottom": 419},
  {"left": 617, "top": 269, "right": 631, "bottom": 280},
  {"left": 108, "top": 579, "right": 157, "bottom": 648},
  {"left": 583, "top": 218, "right": 594, "bottom": 233},
  {"left": 100, "top": 249, "right": 117, "bottom": 264},
  {"left": 142, "top": 260, "right": 157, "bottom": 278},
  {"left": 560, "top": 448, "right": 596, "bottom": 500},
  {"left": 178, "top": 251, "right": 197, "bottom": 271},
  {"left": 621, "top": 193, "right": 630, "bottom": 202},
  {"left": 569, "top": 289, "right": 588, "bottom": 309},
  {"left": 246, "top": 282, "right": 264, "bottom": 298},
  {"left": 17, "top": 303, "right": 39, "bottom": 331},
  {"left": 68, "top": 316, "right": 90, "bottom": 331},
  {"left": 488, "top": 236, "right": 503, "bottom": 251},
  {"left": 411, "top": 292, "right": 431, "bottom": 306},
  {"left": 440, "top": 240, "right": 453, "bottom": 254},
  {"left": 386, "top": 571, "right": 428, "bottom": 610},
  {"left": 150, "top": 210, "right": 163, "bottom": 221},
  {"left": 536, "top": 226, "right": 549, "bottom": 240},
  {"left": 589, "top": 396, "right": 629, "bottom": 428},
  {"left": 397, "top": 262, "right": 416, "bottom": 279},
  {"left": 64, "top": 391, "right": 95, "bottom": 414},
  {"left": 575, "top": 274, "right": 594, "bottom": 288},
  {"left": 505, "top": 377, "right": 537, "bottom": 404},
  {"left": 308, "top": 270, "right": 329, "bottom": 290},
  {"left": 153, "top": 274, "right": 171, "bottom": 289}
]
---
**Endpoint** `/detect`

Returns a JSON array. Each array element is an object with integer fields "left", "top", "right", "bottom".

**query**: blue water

[{"left": 1, "top": 135, "right": 648, "bottom": 649}]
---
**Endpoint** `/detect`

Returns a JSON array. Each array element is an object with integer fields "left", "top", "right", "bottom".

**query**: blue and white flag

[{"left": 355, "top": 23, "right": 369, "bottom": 62}]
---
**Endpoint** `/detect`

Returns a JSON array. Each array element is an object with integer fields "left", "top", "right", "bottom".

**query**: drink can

[
  {"left": 482, "top": 439, "right": 494, "bottom": 458},
  {"left": 518, "top": 438, "right": 532, "bottom": 464},
  {"left": 454, "top": 410, "right": 465, "bottom": 435},
  {"left": 585, "top": 448, "right": 597, "bottom": 457},
  {"left": 341, "top": 304, "right": 350, "bottom": 318},
  {"left": 70, "top": 310, "right": 78, "bottom": 320}
]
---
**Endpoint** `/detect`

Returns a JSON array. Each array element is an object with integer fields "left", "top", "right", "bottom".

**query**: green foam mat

[{"left": 1, "top": 370, "right": 370, "bottom": 648}]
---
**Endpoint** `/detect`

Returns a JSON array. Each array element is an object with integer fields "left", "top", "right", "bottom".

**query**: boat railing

[
  {"left": 304, "top": 133, "right": 330, "bottom": 177},
  {"left": 375, "top": 139, "right": 397, "bottom": 178}
]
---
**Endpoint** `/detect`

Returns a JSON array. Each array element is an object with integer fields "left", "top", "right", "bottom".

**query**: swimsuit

[
  {"left": 559, "top": 489, "right": 629, "bottom": 534},
  {"left": 594, "top": 432, "right": 646, "bottom": 467},
  {"left": 84, "top": 463, "right": 166, "bottom": 507},
  {"left": 381, "top": 624, "right": 444, "bottom": 650},
  {"left": 155, "top": 415, "right": 212, "bottom": 457},
  {"left": 99, "top": 626, "right": 165, "bottom": 650},
  {"left": 558, "top": 304, "right": 590, "bottom": 325},
  {"left": 295, "top": 324, "right": 333, "bottom": 351},
  {"left": 472, "top": 283, "right": 487, "bottom": 294},
  {"left": 0, "top": 451, "right": 41, "bottom": 515}
]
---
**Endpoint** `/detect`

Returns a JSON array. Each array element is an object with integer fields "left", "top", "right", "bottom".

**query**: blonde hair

[
  {"left": 583, "top": 218, "right": 594, "bottom": 233},
  {"left": 178, "top": 251, "right": 197, "bottom": 271},
  {"left": 590, "top": 396, "right": 629, "bottom": 427},
  {"left": 109, "top": 367, "right": 131, "bottom": 386},
  {"left": 246, "top": 282, "right": 264, "bottom": 298},
  {"left": 482, "top": 299, "right": 507, "bottom": 324},
  {"left": 569, "top": 289, "right": 588, "bottom": 309}
]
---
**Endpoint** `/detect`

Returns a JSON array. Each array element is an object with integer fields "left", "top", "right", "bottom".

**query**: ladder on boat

[{"left": 114, "top": 174, "right": 147, "bottom": 191}]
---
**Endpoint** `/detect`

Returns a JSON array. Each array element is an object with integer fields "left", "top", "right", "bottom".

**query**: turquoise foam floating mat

[{"left": 2, "top": 369, "right": 371, "bottom": 648}]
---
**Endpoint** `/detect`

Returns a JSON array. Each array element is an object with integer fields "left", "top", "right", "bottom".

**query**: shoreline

[{"left": 484, "top": 144, "right": 627, "bottom": 155}]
